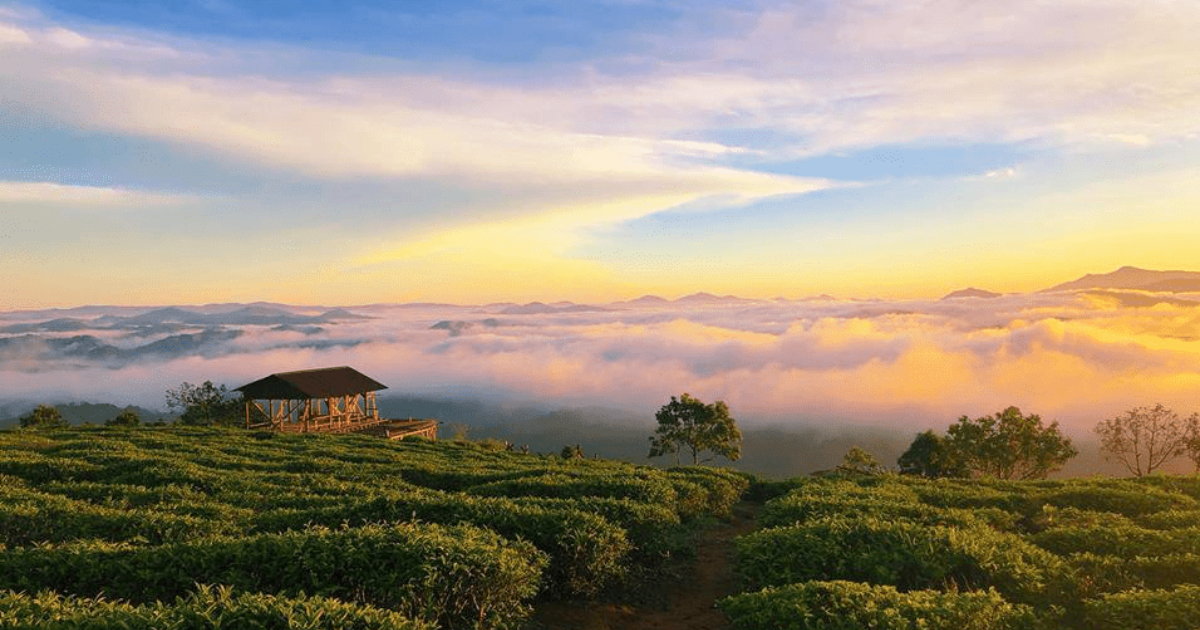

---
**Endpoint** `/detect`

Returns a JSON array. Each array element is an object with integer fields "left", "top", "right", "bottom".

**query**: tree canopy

[
  {"left": 944, "top": 406, "right": 1076, "bottom": 480},
  {"left": 165, "top": 381, "right": 242, "bottom": 426},
  {"left": 105, "top": 409, "right": 141, "bottom": 428},
  {"left": 648, "top": 393, "right": 742, "bottom": 465},
  {"left": 1095, "top": 404, "right": 1194, "bottom": 476},
  {"left": 837, "top": 446, "right": 885, "bottom": 476},
  {"left": 897, "top": 430, "right": 966, "bottom": 478},
  {"left": 19, "top": 404, "right": 68, "bottom": 430}
]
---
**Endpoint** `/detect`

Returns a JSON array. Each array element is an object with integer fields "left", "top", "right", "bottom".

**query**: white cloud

[
  {"left": 4, "top": 291, "right": 1199, "bottom": 434},
  {"left": 0, "top": 181, "right": 195, "bottom": 206}
]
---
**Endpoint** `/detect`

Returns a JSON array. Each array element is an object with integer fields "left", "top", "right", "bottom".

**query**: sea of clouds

[{"left": 2, "top": 289, "right": 1198, "bottom": 437}]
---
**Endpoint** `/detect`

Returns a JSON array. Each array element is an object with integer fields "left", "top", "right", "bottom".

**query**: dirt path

[{"left": 526, "top": 501, "right": 760, "bottom": 630}]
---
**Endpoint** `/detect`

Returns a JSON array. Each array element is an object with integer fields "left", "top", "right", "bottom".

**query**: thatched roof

[{"left": 235, "top": 366, "right": 387, "bottom": 400}]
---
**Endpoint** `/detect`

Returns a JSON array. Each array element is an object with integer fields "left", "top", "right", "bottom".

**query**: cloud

[
  {"left": 9, "top": 0, "right": 1196, "bottom": 188},
  {"left": 3, "top": 292, "right": 1199, "bottom": 435},
  {"left": 0, "top": 181, "right": 195, "bottom": 206}
]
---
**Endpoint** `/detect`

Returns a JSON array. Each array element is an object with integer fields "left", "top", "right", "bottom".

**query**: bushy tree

[
  {"left": 105, "top": 409, "right": 141, "bottom": 427},
  {"left": 648, "top": 393, "right": 742, "bottom": 465},
  {"left": 165, "top": 381, "right": 242, "bottom": 426},
  {"left": 944, "top": 406, "right": 1076, "bottom": 480},
  {"left": 19, "top": 404, "right": 68, "bottom": 430},
  {"left": 898, "top": 430, "right": 966, "bottom": 478},
  {"left": 1182, "top": 412, "right": 1200, "bottom": 473},
  {"left": 837, "top": 446, "right": 885, "bottom": 475},
  {"left": 1095, "top": 404, "right": 1192, "bottom": 477}
]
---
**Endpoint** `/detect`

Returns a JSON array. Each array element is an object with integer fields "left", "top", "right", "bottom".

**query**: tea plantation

[
  {"left": 0, "top": 426, "right": 746, "bottom": 629},
  {"left": 6, "top": 426, "right": 1200, "bottom": 629},
  {"left": 721, "top": 474, "right": 1200, "bottom": 630}
]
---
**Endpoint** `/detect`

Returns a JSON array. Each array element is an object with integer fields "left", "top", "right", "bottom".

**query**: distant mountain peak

[
  {"left": 941, "top": 287, "right": 1002, "bottom": 300},
  {"left": 1042, "top": 267, "right": 1200, "bottom": 293},
  {"left": 674, "top": 292, "right": 751, "bottom": 304}
]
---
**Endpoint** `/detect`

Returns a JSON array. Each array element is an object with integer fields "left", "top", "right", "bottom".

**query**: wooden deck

[
  {"left": 248, "top": 415, "right": 391, "bottom": 434},
  {"left": 352, "top": 419, "right": 439, "bottom": 440}
]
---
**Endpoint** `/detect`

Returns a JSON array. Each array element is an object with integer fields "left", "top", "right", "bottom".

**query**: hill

[
  {"left": 0, "top": 401, "right": 172, "bottom": 428},
  {"left": 941, "top": 287, "right": 1002, "bottom": 299},
  {"left": 1042, "top": 266, "right": 1200, "bottom": 293}
]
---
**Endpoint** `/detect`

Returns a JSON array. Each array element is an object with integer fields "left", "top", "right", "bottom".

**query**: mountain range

[{"left": 1042, "top": 266, "right": 1200, "bottom": 293}]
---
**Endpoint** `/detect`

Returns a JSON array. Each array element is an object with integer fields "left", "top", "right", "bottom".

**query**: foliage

[
  {"left": 1185, "top": 414, "right": 1200, "bottom": 473},
  {"left": 835, "top": 446, "right": 886, "bottom": 475},
  {"left": 104, "top": 409, "right": 141, "bottom": 427},
  {"left": 647, "top": 393, "right": 742, "bottom": 465},
  {"left": 18, "top": 404, "right": 68, "bottom": 430},
  {"left": 898, "top": 430, "right": 966, "bottom": 478},
  {"left": 1095, "top": 404, "right": 1192, "bottom": 476},
  {"left": 0, "top": 585, "right": 435, "bottom": 630},
  {"left": 1080, "top": 585, "right": 1200, "bottom": 630},
  {"left": 0, "top": 522, "right": 545, "bottom": 629},
  {"left": 165, "top": 381, "right": 242, "bottom": 426},
  {"left": 735, "top": 517, "right": 1063, "bottom": 604},
  {"left": 944, "top": 406, "right": 1077, "bottom": 479},
  {"left": 251, "top": 491, "right": 631, "bottom": 598},
  {"left": 730, "top": 474, "right": 1200, "bottom": 630},
  {"left": 718, "top": 580, "right": 1035, "bottom": 630},
  {"left": 0, "top": 425, "right": 749, "bottom": 628}
]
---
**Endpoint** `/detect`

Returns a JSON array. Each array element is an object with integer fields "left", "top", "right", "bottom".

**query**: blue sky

[{"left": 2, "top": 0, "right": 1200, "bottom": 307}]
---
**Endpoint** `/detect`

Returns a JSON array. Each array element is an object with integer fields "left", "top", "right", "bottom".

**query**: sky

[{"left": 3, "top": 0, "right": 1200, "bottom": 309}]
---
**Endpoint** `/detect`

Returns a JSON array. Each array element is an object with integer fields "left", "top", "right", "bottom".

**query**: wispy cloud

[{"left": 0, "top": 181, "right": 195, "bottom": 206}]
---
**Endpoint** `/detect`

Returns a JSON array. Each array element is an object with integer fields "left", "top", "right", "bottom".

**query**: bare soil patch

[{"left": 525, "top": 501, "right": 760, "bottom": 630}]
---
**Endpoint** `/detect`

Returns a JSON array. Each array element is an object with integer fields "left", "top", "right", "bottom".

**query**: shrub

[
  {"left": 1134, "top": 509, "right": 1200, "bottom": 530},
  {"left": 1030, "top": 524, "right": 1200, "bottom": 557},
  {"left": 735, "top": 518, "right": 1063, "bottom": 604},
  {"left": 252, "top": 491, "right": 628, "bottom": 597},
  {"left": 1080, "top": 585, "right": 1200, "bottom": 630},
  {"left": 0, "top": 585, "right": 435, "bottom": 630},
  {"left": 1037, "top": 485, "right": 1191, "bottom": 518},
  {"left": 0, "top": 522, "right": 545, "bottom": 630},
  {"left": 718, "top": 580, "right": 1035, "bottom": 630}
]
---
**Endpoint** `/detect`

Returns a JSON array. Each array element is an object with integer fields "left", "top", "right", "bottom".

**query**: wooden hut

[
  {"left": 236, "top": 366, "right": 437, "bottom": 439},
  {"left": 235, "top": 366, "right": 387, "bottom": 433}
]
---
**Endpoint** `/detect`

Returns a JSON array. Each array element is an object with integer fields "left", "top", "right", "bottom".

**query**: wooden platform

[{"left": 351, "top": 419, "right": 439, "bottom": 441}]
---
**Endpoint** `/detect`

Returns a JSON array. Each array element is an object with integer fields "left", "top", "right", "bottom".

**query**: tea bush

[
  {"left": 0, "top": 585, "right": 435, "bottom": 630},
  {"left": 0, "top": 522, "right": 544, "bottom": 629},
  {"left": 718, "top": 580, "right": 1035, "bottom": 630}
]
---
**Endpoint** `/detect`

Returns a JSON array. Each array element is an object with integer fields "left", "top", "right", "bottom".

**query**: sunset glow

[
  {"left": 2, "top": 1, "right": 1200, "bottom": 307},
  {"left": 3, "top": 1, "right": 1200, "bottom": 442}
]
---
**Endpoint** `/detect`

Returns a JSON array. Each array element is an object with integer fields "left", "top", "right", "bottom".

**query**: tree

[
  {"left": 19, "top": 404, "right": 68, "bottom": 430},
  {"left": 648, "top": 393, "right": 742, "bottom": 465},
  {"left": 897, "top": 430, "right": 966, "bottom": 478},
  {"left": 1187, "top": 415, "right": 1200, "bottom": 473},
  {"left": 944, "top": 406, "right": 1077, "bottom": 480},
  {"left": 165, "top": 381, "right": 242, "bottom": 426},
  {"left": 837, "top": 446, "right": 885, "bottom": 475},
  {"left": 1095, "top": 404, "right": 1191, "bottom": 476},
  {"left": 105, "top": 409, "right": 141, "bottom": 427}
]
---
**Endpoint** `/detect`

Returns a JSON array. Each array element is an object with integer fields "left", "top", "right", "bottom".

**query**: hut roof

[{"left": 235, "top": 366, "right": 387, "bottom": 400}]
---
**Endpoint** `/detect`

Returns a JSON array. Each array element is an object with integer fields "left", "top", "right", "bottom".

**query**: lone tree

[
  {"left": 19, "top": 404, "right": 68, "bottom": 430},
  {"left": 898, "top": 430, "right": 966, "bottom": 478},
  {"left": 1187, "top": 415, "right": 1200, "bottom": 473},
  {"left": 105, "top": 409, "right": 141, "bottom": 428},
  {"left": 837, "top": 446, "right": 885, "bottom": 475},
  {"left": 648, "top": 393, "right": 742, "bottom": 465},
  {"left": 165, "top": 381, "right": 242, "bottom": 426},
  {"left": 944, "top": 406, "right": 1077, "bottom": 480},
  {"left": 1095, "top": 404, "right": 1193, "bottom": 476}
]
